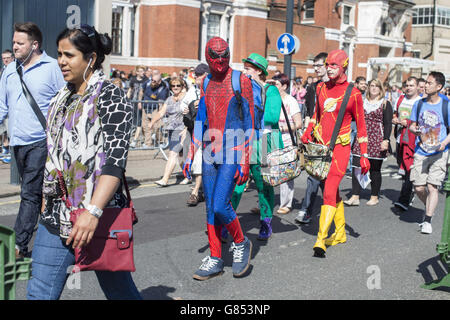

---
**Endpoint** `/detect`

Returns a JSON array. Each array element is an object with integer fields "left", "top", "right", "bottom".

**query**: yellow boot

[
  {"left": 313, "top": 205, "right": 337, "bottom": 257},
  {"left": 324, "top": 200, "right": 347, "bottom": 246}
]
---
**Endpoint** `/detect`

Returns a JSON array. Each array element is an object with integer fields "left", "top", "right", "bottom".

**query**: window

[
  {"left": 343, "top": 5, "right": 351, "bottom": 25},
  {"left": 130, "top": 7, "right": 135, "bottom": 57},
  {"left": 111, "top": 7, "right": 123, "bottom": 55},
  {"left": 412, "top": 7, "right": 434, "bottom": 25},
  {"left": 412, "top": 6, "right": 450, "bottom": 26},
  {"left": 303, "top": 0, "right": 314, "bottom": 20},
  {"left": 207, "top": 14, "right": 221, "bottom": 41},
  {"left": 437, "top": 7, "right": 450, "bottom": 26}
]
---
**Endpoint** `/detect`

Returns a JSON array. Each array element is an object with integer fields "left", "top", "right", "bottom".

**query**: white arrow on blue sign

[{"left": 276, "top": 33, "right": 300, "bottom": 55}]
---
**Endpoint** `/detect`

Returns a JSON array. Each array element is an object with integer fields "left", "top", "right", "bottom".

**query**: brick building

[{"left": 109, "top": 0, "right": 415, "bottom": 83}]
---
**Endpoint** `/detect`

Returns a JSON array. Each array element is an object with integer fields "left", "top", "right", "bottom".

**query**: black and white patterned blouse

[{"left": 41, "top": 70, "right": 132, "bottom": 238}]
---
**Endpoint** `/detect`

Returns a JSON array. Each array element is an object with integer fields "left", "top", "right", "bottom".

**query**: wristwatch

[
  {"left": 87, "top": 204, "right": 103, "bottom": 219},
  {"left": 361, "top": 153, "right": 369, "bottom": 158}
]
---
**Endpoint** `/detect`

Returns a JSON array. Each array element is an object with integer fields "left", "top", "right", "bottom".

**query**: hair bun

[{"left": 98, "top": 33, "right": 112, "bottom": 56}]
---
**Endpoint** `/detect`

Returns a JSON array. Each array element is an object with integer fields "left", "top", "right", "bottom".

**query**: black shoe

[
  {"left": 15, "top": 249, "right": 25, "bottom": 261},
  {"left": 313, "top": 247, "right": 326, "bottom": 258},
  {"left": 394, "top": 201, "right": 408, "bottom": 211},
  {"left": 187, "top": 194, "right": 199, "bottom": 206}
]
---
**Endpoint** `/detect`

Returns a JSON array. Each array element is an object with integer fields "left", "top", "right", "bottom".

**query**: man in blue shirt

[
  {"left": 409, "top": 71, "right": 449, "bottom": 235},
  {"left": 0, "top": 22, "right": 65, "bottom": 258}
]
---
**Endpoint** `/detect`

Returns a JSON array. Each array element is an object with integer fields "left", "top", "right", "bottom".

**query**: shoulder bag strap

[
  {"left": 329, "top": 83, "right": 354, "bottom": 152},
  {"left": 415, "top": 99, "right": 424, "bottom": 125},
  {"left": 280, "top": 102, "right": 297, "bottom": 147},
  {"left": 16, "top": 61, "right": 47, "bottom": 130},
  {"left": 231, "top": 70, "right": 244, "bottom": 120},
  {"left": 442, "top": 98, "right": 449, "bottom": 134}
]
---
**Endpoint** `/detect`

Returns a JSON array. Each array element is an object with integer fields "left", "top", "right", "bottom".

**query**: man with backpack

[
  {"left": 392, "top": 77, "right": 421, "bottom": 212},
  {"left": 230, "top": 53, "right": 284, "bottom": 241},
  {"left": 183, "top": 37, "right": 254, "bottom": 280},
  {"left": 409, "top": 71, "right": 449, "bottom": 234}
]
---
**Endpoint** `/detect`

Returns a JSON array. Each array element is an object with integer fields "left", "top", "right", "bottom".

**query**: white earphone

[{"left": 83, "top": 57, "right": 94, "bottom": 82}]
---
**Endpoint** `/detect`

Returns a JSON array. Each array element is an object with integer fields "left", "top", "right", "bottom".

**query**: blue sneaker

[
  {"left": 2, "top": 156, "right": 11, "bottom": 164},
  {"left": 257, "top": 218, "right": 272, "bottom": 241},
  {"left": 230, "top": 236, "right": 252, "bottom": 277},
  {"left": 193, "top": 256, "right": 224, "bottom": 281}
]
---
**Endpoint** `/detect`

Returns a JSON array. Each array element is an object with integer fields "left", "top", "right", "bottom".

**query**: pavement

[
  {"left": 3, "top": 149, "right": 450, "bottom": 301},
  {"left": 0, "top": 148, "right": 183, "bottom": 198}
]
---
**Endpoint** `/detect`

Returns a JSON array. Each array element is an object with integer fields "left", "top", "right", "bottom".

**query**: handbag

[
  {"left": 261, "top": 102, "right": 301, "bottom": 187},
  {"left": 303, "top": 83, "right": 354, "bottom": 181},
  {"left": 57, "top": 171, "right": 137, "bottom": 273}
]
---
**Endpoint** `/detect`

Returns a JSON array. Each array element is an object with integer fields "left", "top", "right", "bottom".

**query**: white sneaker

[
  {"left": 130, "top": 140, "right": 137, "bottom": 148},
  {"left": 419, "top": 222, "right": 432, "bottom": 234},
  {"left": 295, "top": 210, "right": 311, "bottom": 224}
]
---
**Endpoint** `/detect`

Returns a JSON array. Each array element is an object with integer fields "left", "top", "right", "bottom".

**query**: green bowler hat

[{"left": 242, "top": 53, "right": 268, "bottom": 76}]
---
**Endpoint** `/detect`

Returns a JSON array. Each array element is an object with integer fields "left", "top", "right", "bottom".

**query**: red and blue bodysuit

[{"left": 184, "top": 38, "right": 255, "bottom": 261}]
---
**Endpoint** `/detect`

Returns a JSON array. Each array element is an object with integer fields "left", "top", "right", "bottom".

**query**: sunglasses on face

[
  {"left": 171, "top": 84, "right": 182, "bottom": 88},
  {"left": 208, "top": 47, "right": 230, "bottom": 60}
]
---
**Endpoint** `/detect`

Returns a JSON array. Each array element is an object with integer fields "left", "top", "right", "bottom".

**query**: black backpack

[{"left": 183, "top": 89, "right": 200, "bottom": 134}]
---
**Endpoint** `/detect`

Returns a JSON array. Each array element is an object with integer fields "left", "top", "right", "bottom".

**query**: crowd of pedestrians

[{"left": 1, "top": 21, "right": 450, "bottom": 299}]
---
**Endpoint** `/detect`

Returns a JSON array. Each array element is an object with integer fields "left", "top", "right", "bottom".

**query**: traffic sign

[{"left": 277, "top": 33, "right": 300, "bottom": 55}]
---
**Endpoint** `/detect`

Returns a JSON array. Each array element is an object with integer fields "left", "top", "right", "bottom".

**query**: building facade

[
  {"left": 410, "top": 0, "right": 450, "bottom": 80},
  {"left": 109, "top": 0, "right": 416, "bottom": 83}
]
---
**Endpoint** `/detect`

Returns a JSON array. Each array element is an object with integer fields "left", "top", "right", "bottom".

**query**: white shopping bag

[{"left": 354, "top": 167, "right": 371, "bottom": 189}]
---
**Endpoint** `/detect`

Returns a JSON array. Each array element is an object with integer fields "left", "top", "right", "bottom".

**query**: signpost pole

[{"left": 284, "top": 0, "right": 294, "bottom": 93}]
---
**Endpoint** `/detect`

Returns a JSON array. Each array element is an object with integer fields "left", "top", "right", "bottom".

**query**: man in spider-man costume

[
  {"left": 301, "top": 49, "right": 370, "bottom": 258},
  {"left": 183, "top": 37, "right": 255, "bottom": 280}
]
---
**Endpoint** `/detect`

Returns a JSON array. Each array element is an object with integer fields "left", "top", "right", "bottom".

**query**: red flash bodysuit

[{"left": 301, "top": 50, "right": 370, "bottom": 257}]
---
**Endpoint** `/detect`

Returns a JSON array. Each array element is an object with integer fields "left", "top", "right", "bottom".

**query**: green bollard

[
  {"left": 421, "top": 171, "right": 450, "bottom": 290},
  {"left": 0, "top": 225, "right": 32, "bottom": 300}
]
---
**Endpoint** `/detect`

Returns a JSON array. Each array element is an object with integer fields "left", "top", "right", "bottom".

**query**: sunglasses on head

[
  {"left": 76, "top": 24, "right": 97, "bottom": 50},
  {"left": 208, "top": 47, "right": 230, "bottom": 60}
]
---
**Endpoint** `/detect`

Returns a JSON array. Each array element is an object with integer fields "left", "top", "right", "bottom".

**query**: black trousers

[
  {"left": 352, "top": 156, "right": 383, "bottom": 197},
  {"left": 13, "top": 139, "right": 47, "bottom": 253},
  {"left": 397, "top": 170, "right": 414, "bottom": 207}
]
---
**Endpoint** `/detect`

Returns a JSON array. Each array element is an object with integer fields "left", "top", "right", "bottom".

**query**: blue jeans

[
  {"left": 300, "top": 175, "right": 324, "bottom": 215},
  {"left": 13, "top": 139, "right": 47, "bottom": 254},
  {"left": 27, "top": 223, "right": 142, "bottom": 300}
]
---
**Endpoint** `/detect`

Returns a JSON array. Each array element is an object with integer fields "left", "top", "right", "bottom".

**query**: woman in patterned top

[
  {"left": 345, "top": 79, "right": 393, "bottom": 207},
  {"left": 27, "top": 25, "right": 142, "bottom": 300}
]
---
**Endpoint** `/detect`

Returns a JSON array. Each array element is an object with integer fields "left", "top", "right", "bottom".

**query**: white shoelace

[
  {"left": 199, "top": 256, "right": 218, "bottom": 271},
  {"left": 230, "top": 242, "right": 244, "bottom": 263}
]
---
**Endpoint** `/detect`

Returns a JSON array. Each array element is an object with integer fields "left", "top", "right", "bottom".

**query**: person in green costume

[{"left": 230, "top": 53, "right": 284, "bottom": 241}]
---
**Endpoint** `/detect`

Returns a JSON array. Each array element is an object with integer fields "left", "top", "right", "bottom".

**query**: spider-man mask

[
  {"left": 205, "top": 37, "right": 230, "bottom": 76},
  {"left": 326, "top": 49, "right": 349, "bottom": 84}
]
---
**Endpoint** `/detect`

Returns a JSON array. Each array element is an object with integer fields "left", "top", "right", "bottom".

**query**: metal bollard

[
  {"left": 0, "top": 225, "right": 32, "bottom": 300},
  {"left": 421, "top": 170, "right": 450, "bottom": 290},
  {"left": 9, "top": 148, "right": 20, "bottom": 186}
]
